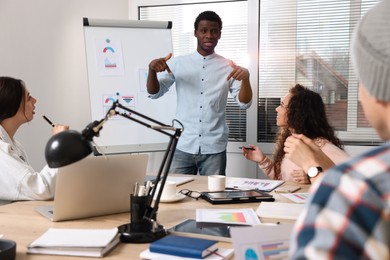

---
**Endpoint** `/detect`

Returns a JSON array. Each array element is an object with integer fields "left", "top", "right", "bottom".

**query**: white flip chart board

[{"left": 83, "top": 18, "right": 175, "bottom": 154}]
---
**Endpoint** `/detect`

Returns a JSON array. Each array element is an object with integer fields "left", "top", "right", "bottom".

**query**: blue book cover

[{"left": 149, "top": 235, "right": 218, "bottom": 259}]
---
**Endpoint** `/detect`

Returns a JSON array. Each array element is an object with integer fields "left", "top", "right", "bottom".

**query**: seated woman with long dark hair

[
  {"left": 0, "top": 76, "right": 69, "bottom": 200},
  {"left": 242, "top": 84, "right": 349, "bottom": 184}
]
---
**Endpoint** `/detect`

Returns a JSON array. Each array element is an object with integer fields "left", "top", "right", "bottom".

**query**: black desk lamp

[{"left": 45, "top": 100, "right": 182, "bottom": 243}]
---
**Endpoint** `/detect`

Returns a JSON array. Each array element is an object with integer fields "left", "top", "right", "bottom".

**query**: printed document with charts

[
  {"left": 27, "top": 228, "right": 120, "bottom": 257},
  {"left": 196, "top": 208, "right": 261, "bottom": 226},
  {"left": 226, "top": 177, "right": 284, "bottom": 192},
  {"left": 230, "top": 223, "right": 295, "bottom": 260}
]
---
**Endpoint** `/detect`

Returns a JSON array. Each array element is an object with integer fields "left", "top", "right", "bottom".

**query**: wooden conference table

[{"left": 0, "top": 175, "right": 309, "bottom": 260}]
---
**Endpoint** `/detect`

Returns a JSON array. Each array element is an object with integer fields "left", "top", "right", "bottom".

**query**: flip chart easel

[{"left": 83, "top": 18, "right": 175, "bottom": 154}]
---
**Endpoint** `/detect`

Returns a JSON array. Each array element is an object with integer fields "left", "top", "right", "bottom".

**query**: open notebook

[{"left": 35, "top": 154, "right": 148, "bottom": 222}]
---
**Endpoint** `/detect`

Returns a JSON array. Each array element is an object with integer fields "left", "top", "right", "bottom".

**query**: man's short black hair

[{"left": 194, "top": 11, "right": 222, "bottom": 30}]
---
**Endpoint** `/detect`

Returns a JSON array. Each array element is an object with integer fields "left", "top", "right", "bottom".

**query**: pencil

[{"left": 42, "top": 115, "right": 55, "bottom": 127}]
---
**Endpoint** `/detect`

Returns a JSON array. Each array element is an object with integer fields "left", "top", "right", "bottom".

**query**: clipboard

[{"left": 200, "top": 190, "right": 274, "bottom": 205}]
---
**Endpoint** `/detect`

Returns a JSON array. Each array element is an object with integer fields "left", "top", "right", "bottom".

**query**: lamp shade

[{"left": 45, "top": 130, "right": 93, "bottom": 168}]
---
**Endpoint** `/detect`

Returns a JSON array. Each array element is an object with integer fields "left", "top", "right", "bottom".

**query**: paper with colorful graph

[
  {"left": 196, "top": 208, "right": 261, "bottom": 226},
  {"left": 230, "top": 223, "right": 295, "bottom": 260},
  {"left": 280, "top": 192, "right": 310, "bottom": 204}
]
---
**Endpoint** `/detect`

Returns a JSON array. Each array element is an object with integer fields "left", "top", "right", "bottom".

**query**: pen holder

[
  {"left": 117, "top": 194, "right": 166, "bottom": 243},
  {"left": 130, "top": 194, "right": 152, "bottom": 232}
]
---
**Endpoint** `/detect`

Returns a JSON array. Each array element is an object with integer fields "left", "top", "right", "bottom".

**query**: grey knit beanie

[{"left": 351, "top": 0, "right": 390, "bottom": 101}]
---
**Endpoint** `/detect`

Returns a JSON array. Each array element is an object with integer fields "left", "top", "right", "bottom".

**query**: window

[
  {"left": 139, "top": 1, "right": 249, "bottom": 142},
  {"left": 258, "top": 0, "right": 380, "bottom": 145},
  {"left": 136, "top": 0, "right": 380, "bottom": 146}
]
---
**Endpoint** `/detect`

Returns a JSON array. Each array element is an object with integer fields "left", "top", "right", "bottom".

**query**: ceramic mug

[
  {"left": 155, "top": 180, "right": 177, "bottom": 201},
  {"left": 208, "top": 175, "right": 226, "bottom": 192}
]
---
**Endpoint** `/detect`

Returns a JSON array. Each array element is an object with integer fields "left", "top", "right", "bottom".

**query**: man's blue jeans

[{"left": 169, "top": 149, "right": 226, "bottom": 176}]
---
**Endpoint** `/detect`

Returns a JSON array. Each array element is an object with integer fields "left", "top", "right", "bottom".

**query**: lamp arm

[
  {"left": 81, "top": 106, "right": 116, "bottom": 141},
  {"left": 147, "top": 135, "right": 178, "bottom": 221},
  {"left": 112, "top": 101, "right": 178, "bottom": 138},
  {"left": 108, "top": 101, "right": 182, "bottom": 222}
]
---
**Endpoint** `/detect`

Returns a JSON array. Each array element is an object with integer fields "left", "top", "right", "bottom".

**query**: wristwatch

[{"left": 307, "top": 166, "right": 323, "bottom": 178}]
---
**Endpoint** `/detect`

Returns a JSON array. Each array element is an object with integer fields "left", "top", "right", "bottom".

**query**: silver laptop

[{"left": 35, "top": 153, "right": 148, "bottom": 222}]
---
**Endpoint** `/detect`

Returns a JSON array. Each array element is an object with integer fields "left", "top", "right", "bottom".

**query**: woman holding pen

[
  {"left": 242, "top": 84, "right": 349, "bottom": 184},
  {"left": 0, "top": 76, "right": 69, "bottom": 201}
]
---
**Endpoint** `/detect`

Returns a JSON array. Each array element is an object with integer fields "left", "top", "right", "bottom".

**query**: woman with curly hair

[{"left": 242, "top": 83, "right": 349, "bottom": 184}]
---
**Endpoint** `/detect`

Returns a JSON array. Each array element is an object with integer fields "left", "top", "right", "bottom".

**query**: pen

[
  {"left": 133, "top": 182, "right": 139, "bottom": 196},
  {"left": 239, "top": 147, "right": 255, "bottom": 150},
  {"left": 145, "top": 181, "right": 152, "bottom": 196},
  {"left": 138, "top": 185, "right": 146, "bottom": 197},
  {"left": 42, "top": 115, "right": 55, "bottom": 127},
  {"left": 258, "top": 222, "right": 280, "bottom": 226}
]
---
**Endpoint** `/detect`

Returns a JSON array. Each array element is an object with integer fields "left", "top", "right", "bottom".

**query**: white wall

[{"left": 0, "top": 0, "right": 129, "bottom": 170}]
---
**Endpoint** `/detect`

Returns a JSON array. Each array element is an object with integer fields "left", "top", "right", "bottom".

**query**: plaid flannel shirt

[{"left": 290, "top": 142, "right": 390, "bottom": 259}]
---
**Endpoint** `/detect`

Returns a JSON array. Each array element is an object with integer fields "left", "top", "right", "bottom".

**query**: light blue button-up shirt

[{"left": 149, "top": 51, "right": 251, "bottom": 154}]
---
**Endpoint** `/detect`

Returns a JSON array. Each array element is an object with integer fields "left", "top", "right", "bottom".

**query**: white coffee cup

[
  {"left": 155, "top": 181, "right": 177, "bottom": 200},
  {"left": 208, "top": 175, "right": 226, "bottom": 192}
]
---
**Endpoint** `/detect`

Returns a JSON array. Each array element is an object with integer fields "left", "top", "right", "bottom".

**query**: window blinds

[{"left": 258, "top": 0, "right": 380, "bottom": 145}]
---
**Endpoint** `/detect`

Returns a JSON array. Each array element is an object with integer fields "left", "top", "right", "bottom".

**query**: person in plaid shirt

[{"left": 289, "top": 0, "right": 390, "bottom": 258}]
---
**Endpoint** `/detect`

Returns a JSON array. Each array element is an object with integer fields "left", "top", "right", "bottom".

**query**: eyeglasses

[{"left": 179, "top": 189, "right": 202, "bottom": 200}]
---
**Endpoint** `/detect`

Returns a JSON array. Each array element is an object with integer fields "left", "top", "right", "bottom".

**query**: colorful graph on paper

[
  {"left": 235, "top": 240, "right": 289, "bottom": 260},
  {"left": 280, "top": 193, "right": 310, "bottom": 204},
  {"left": 95, "top": 38, "right": 124, "bottom": 76},
  {"left": 231, "top": 224, "right": 294, "bottom": 260},
  {"left": 243, "top": 248, "right": 258, "bottom": 260},
  {"left": 218, "top": 212, "right": 246, "bottom": 223},
  {"left": 260, "top": 239, "right": 289, "bottom": 260},
  {"left": 196, "top": 208, "right": 261, "bottom": 226},
  {"left": 102, "top": 92, "right": 136, "bottom": 119}
]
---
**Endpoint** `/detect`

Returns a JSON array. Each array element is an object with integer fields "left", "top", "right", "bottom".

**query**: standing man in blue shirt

[{"left": 147, "top": 11, "right": 252, "bottom": 176}]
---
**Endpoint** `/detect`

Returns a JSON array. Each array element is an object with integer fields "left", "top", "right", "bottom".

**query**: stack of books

[{"left": 140, "top": 235, "right": 234, "bottom": 260}]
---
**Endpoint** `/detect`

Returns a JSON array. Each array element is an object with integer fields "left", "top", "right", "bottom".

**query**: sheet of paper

[
  {"left": 95, "top": 38, "right": 125, "bottom": 76},
  {"left": 226, "top": 177, "right": 284, "bottom": 192},
  {"left": 166, "top": 176, "right": 194, "bottom": 186},
  {"left": 256, "top": 202, "right": 305, "bottom": 220},
  {"left": 196, "top": 208, "right": 261, "bottom": 226},
  {"left": 280, "top": 193, "right": 310, "bottom": 204},
  {"left": 230, "top": 223, "right": 294, "bottom": 260},
  {"left": 145, "top": 176, "right": 194, "bottom": 186}
]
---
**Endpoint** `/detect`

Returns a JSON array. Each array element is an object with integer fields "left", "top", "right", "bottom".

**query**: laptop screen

[{"left": 47, "top": 153, "right": 148, "bottom": 221}]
